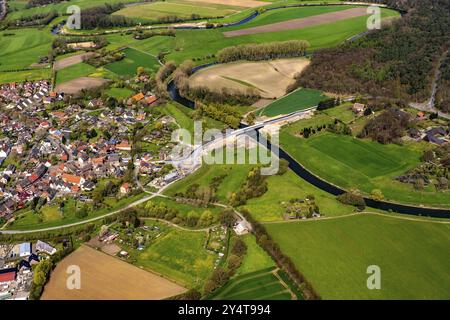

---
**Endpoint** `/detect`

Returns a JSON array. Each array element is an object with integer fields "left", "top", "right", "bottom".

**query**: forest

[
  {"left": 436, "top": 52, "right": 450, "bottom": 113},
  {"left": 80, "top": 3, "right": 135, "bottom": 29},
  {"left": 293, "top": 0, "right": 450, "bottom": 103}
]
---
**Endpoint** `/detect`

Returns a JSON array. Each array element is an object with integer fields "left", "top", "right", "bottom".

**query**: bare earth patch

[
  {"left": 183, "top": 0, "right": 267, "bottom": 8},
  {"left": 55, "top": 77, "right": 108, "bottom": 95},
  {"left": 223, "top": 7, "right": 369, "bottom": 37},
  {"left": 53, "top": 53, "right": 97, "bottom": 71},
  {"left": 189, "top": 58, "right": 310, "bottom": 98},
  {"left": 41, "top": 245, "right": 186, "bottom": 300}
]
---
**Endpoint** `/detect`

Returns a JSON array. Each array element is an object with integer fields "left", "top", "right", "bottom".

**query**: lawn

[
  {"left": 266, "top": 214, "right": 450, "bottom": 299},
  {"left": 113, "top": 0, "right": 241, "bottom": 22},
  {"left": 145, "top": 196, "right": 222, "bottom": 220},
  {"left": 55, "top": 63, "right": 97, "bottom": 84},
  {"left": 280, "top": 129, "right": 450, "bottom": 207},
  {"left": 258, "top": 88, "right": 326, "bottom": 117},
  {"left": 208, "top": 267, "right": 293, "bottom": 300},
  {"left": 133, "top": 228, "right": 215, "bottom": 287},
  {"left": 104, "top": 48, "right": 161, "bottom": 76}
]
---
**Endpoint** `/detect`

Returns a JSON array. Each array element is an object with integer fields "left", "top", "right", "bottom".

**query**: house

[
  {"left": 132, "top": 93, "right": 145, "bottom": 102},
  {"left": 163, "top": 171, "right": 179, "bottom": 184},
  {"left": 62, "top": 173, "right": 85, "bottom": 186},
  {"left": 116, "top": 140, "right": 131, "bottom": 151},
  {"left": 145, "top": 96, "right": 158, "bottom": 105},
  {"left": 424, "top": 127, "right": 448, "bottom": 145},
  {"left": 120, "top": 183, "right": 130, "bottom": 194},
  {"left": 233, "top": 221, "right": 249, "bottom": 235},
  {"left": 36, "top": 240, "right": 57, "bottom": 255},
  {"left": 19, "top": 243, "right": 32, "bottom": 257},
  {"left": 352, "top": 103, "right": 366, "bottom": 114}
]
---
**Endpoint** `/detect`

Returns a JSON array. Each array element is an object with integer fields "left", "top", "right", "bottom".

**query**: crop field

[
  {"left": 258, "top": 88, "right": 326, "bottom": 117},
  {"left": 113, "top": 0, "right": 242, "bottom": 22},
  {"left": 266, "top": 214, "right": 450, "bottom": 299},
  {"left": 105, "top": 48, "right": 160, "bottom": 76},
  {"left": 189, "top": 58, "right": 310, "bottom": 99},
  {"left": 41, "top": 245, "right": 186, "bottom": 300},
  {"left": 209, "top": 267, "right": 293, "bottom": 300},
  {"left": 55, "top": 63, "right": 97, "bottom": 84},
  {"left": 0, "top": 28, "right": 52, "bottom": 71},
  {"left": 280, "top": 130, "right": 450, "bottom": 207},
  {"left": 55, "top": 77, "right": 109, "bottom": 95},
  {"left": 132, "top": 228, "right": 215, "bottom": 287}
]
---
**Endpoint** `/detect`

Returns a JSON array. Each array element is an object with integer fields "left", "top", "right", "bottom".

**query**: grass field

[
  {"left": 104, "top": 87, "right": 134, "bottom": 99},
  {"left": 133, "top": 228, "right": 215, "bottom": 287},
  {"left": 103, "top": 7, "right": 399, "bottom": 64},
  {"left": 55, "top": 63, "right": 97, "bottom": 84},
  {"left": 236, "top": 234, "right": 275, "bottom": 276},
  {"left": 0, "top": 28, "right": 53, "bottom": 71},
  {"left": 7, "top": 193, "right": 147, "bottom": 231},
  {"left": 104, "top": 48, "right": 160, "bottom": 76},
  {"left": 113, "top": 0, "right": 241, "bottom": 22},
  {"left": 280, "top": 128, "right": 450, "bottom": 207},
  {"left": 266, "top": 214, "right": 450, "bottom": 299},
  {"left": 209, "top": 267, "right": 293, "bottom": 300},
  {"left": 242, "top": 169, "right": 355, "bottom": 221},
  {"left": 259, "top": 88, "right": 326, "bottom": 117},
  {"left": 164, "top": 163, "right": 254, "bottom": 203},
  {"left": 42, "top": 245, "right": 186, "bottom": 300},
  {"left": 0, "top": 68, "right": 51, "bottom": 84}
]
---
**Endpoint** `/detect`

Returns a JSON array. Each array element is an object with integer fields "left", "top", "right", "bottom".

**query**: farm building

[
  {"left": 0, "top": 267, "right": 17, "bottom": 285},
  {"left": 36, "top": 240, "right": 57, "bottom": 255}
]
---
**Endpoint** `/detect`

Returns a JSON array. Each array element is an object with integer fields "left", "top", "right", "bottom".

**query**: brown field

[
  {"left": 189, "top": 58, "right": 310, "bottom": 98},
  {"left": 223, "top": 7, "right": 368, "bottom": 37},
  {"left": 184, "top": 0, "right": 267, "bottom": 8},
  {"left": 41, "top": 245, "right": 186, "bottom": 300},
  {"left": 54, "top": 53, "right": 97, "bottom": 71},
  {"left": 55, "top": 77, "right": 108, "bottom": 95}
]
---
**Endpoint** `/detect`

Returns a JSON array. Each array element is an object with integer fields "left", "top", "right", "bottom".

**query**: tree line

[
  {"left": 217, "top": 40, "right": 310, "bottom": 63},
  {"left": 81, "top": 3, "right": 135, "bottom": 29}
]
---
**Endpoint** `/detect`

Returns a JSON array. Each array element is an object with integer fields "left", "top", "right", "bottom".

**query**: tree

[
  {"left": 137, "top": 66, "right": 145, "bottom": 76},
  {"left": 371, "top": 189, "right": 384, "bottom": 201},
  {"left": 198, "top": 210, "right": 214, "bottom": 227},
  {"left": 220, "top": 210, "right": 236, "bottom": 227},
  {"left": 75, "top": 206, "right": 89, "bottom": 219},
  {"left": 186, "top": 210, "right": 200, "bottom": 227}
]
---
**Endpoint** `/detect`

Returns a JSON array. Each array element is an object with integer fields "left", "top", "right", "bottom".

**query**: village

[{"left": 0, "top": 79, "right": 183, "bottom": 225}]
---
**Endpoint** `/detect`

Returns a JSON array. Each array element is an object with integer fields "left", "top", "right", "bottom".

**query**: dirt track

[
  {"left": 41, "top": 245, "right": 186, "bottom": 300},
  {"left": 53, "top": 53, "right": 97, "bottom": 71},
  {"left": 223, "top": 7, "right": 369, "bottom": 37}
]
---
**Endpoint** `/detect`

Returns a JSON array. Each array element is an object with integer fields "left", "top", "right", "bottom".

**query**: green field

[
  {"left": 266, "top": 214, "right": 450, "bottom": 299},
  {"left": 237, "top": 234, "right": 276, "bottom": 276},
  {"left": 242, "top": 169, "right": 354, "bottom": 221},
  {"left": 209, "top": 267, "right": 293, "bottom": 300},
  {"left": 259, "top": 88, "right": 326, "bottom": 117},
  {"left": 133, "top": 228, "right": 215, "bottom": 287},
  {"left": 55, "top": 62, "right": 97, "bottom": 84},
  {"left": 280, "top": 128, "right": 450, "bottom": 207},
  {"left": 105, "top": 48, "right": 161, "bottom": 76},
  {"left": 0, "top": 28, "right": 53, "bottom": 71},
  {"left": 103, "top": 7, "right": 399, "bottom": 64},
  {"left": 104, "top": 87, "right": 134, "bottom": 99},
  {"left": 226, "top": 4, "right": 357, "bottom": 30},
  {"left": 0, "top": 68, "right": 51, "bottom": 84},
  {"left": 113, "top": 0, "right": 241, "bottom": 22}
]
